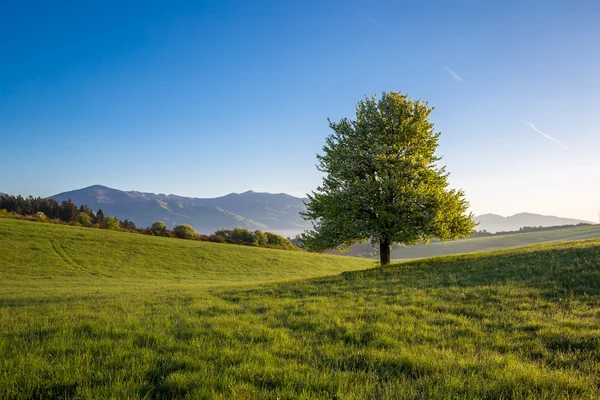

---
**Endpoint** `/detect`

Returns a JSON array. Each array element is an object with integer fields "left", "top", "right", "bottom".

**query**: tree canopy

[
  {"left": 301, "top": 91, "right": 476, "bottom": 264},
  {"left": 174, "top": 224, "right": 197, "bottom": 239}
]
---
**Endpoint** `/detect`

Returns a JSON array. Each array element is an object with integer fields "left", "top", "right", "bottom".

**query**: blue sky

[{"left": 1, "top": 1, "right": 599, "bottom": 221}]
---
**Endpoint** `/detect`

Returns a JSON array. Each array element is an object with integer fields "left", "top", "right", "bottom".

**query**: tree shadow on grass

[
  {"left": 351, "top": 243, "right": 600, "bottom": 297},
  {"left": 234, "top": 242, "right": 600, "bottom": 302}
]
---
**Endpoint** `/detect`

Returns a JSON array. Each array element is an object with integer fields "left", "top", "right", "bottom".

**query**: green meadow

[
  {"left": 390, "top": 224, "right": 600, "bottom": 261},
  {"left": 1, "top": 218, "right": 600, "bottom": 399}
]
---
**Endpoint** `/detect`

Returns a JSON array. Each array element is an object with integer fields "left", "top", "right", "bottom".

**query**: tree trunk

[{"left": 379, "top": 240, "right": 391, "bottom": 265}]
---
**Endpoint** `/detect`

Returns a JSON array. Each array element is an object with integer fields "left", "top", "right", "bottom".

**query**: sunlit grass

[
  {"left": 1, "top": 219, "right": 600, "bottom": 398},
  {"left": 391, "top": 224, "right": 600, "bottom": 260}
]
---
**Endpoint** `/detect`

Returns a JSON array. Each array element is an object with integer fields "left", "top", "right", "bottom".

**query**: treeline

[
  {"left": 0, "top": 195, "right": 123, "bottom": 228},
  {"left": 0, "top": 194, "right": 299, "bottom": 251},
  {"left": 150, "top": 222, "right": 298, "bottom": 250},
  {"left": 215, "top": 228, "right": 297, "bottom": 250}
]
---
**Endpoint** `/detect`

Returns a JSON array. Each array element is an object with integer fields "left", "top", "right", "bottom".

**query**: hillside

[
  {"left": 1, "top": 219, "right": 600, "bottom": 398},
  {"left": 328, "top": 224, "right": 600, "bottom": 260},
  {"left": 50, "top": 185, "right": 311, "bottom": 236},
  {"left": 390, "top": 223, "right": 600, "bottom": 260},
  {"left": 0, "top": 218, "right": 371, "bottom": 294}
]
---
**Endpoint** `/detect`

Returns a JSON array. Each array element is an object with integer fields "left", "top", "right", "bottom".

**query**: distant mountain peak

[
  {"left": 474, "top": 212, "right": 594, "bottom": 233},
  {"left": 81, "top": 184, "right": 113, "bottom": 191},
  {"left": 476, "top": 213, "right": 502, "bottom": 218}
]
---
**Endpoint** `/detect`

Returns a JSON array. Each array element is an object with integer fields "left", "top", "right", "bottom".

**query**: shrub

[
  {"left": 138, "top": 227, "right": 153, "bottom": 236},
  {"left": 266, "top": 231, "right": 288, "bottom": 246},
  {"left": 207, "top": 234, "right": 225, "bottom": 243},
  {"left": 234, "top": 228, "right": 256, "bottom": 245},
  {"left": 174, "top": 224, "right": 197, "bottom": 239},
  {"left": 102, "top": 216, "right": 120, "bottom": 230},
  {"left": 217, "top": 228, "right": 257, "bottom": 245},
  {"left": 151, "top": 221, "right": 167, "bottom": 235},
  {"left": 199, "top": 234, "right": 225, "bottom": 243},
  {"left": 35, "top": 211, "right": 48, "bottom": 222},
  {"left": 254, "top": 230, "right": 268, "bottom": 246},
  {"left": 77, "top": 213, "right": 92, "bottom": 227}
]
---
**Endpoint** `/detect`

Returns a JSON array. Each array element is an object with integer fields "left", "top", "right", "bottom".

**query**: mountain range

[
  {"left": 473, "top": 213, "right": 593, "bottom": 233},
  {"left": 49, "top": 185, "right": 594, "bottom": 236},
  {"left": 51, "top": 185, "right": 311, "bottom": 236}
]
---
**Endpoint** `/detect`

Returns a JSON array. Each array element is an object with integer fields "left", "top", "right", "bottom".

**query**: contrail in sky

[
  {"left": 522, "top": 120, "right": 569, "bottom": 150},
  {"left": 444, "top": 67, "right": 462, "bottom": 82},
  {"left": 367, "top": 17, "right": 382, "bottom": 26}
]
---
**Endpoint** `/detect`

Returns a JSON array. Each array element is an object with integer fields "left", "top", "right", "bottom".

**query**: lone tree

[{"left": 301, "top": 92, "right": 476, "bottom": 265}]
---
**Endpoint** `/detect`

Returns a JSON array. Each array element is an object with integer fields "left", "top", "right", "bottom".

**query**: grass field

[
  {"left": 1, "top": 218, "right": 600, "bottom": 399},
  {"left": 391, "top": 224, "right": 600, "bottom": 261},
  {"left": 0, "top": 218, "right": 373, "bottom": 296}
]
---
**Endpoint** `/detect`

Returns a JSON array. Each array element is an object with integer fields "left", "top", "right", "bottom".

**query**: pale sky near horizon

[{"left": 1, "top": 1, "right": 599, "bottom": 222}]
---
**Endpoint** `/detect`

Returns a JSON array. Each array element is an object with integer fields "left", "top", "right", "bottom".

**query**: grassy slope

[
  {"left": 391, "top": 224, "right": 600, "bottom": 260},
  {"left": 0, "top": 218, "right": 372, "bottom": 296},
  {"left": 2, "top": 219, "right": 600, "bottom": 399}
]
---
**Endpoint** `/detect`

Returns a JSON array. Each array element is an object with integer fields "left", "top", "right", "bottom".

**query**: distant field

[
  {"left": 1, "top": 219, "right": 600, "bottom": 398},
  {"left": 391, "top": 224, "right": 600, "bottom": 260}
]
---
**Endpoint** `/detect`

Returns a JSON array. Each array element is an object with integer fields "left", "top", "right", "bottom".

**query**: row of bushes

[
  {"left": 149, "top": 223, "right": 298, "bottom": 250},
  {"left": 215, "top": 228, "right": 298, "bottom": 249},
  {"left": 146, "top": 221, "right": 225, "bottom": 242}
]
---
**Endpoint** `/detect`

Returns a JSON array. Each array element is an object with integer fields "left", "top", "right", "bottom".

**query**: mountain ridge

[
  {"left": 50, "top": 185, "right": 310, "bottom": 236},
  {"left": 474, "top": 212, "right": 593, "bottom": 233},
  {"left": 47, "top": 185, "right": 594, "bottom": 236}
]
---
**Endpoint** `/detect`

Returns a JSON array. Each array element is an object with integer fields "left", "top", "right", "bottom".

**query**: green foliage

[
  {"left": 173, "top": 224, "right": 197, "bottom": 239},
  {"left": 1, "top": 218, "right": 600, "bottom": 398},
  {"left": 95, "top": 209, "right": 105, "bottom": 225},
  {"left": 254, "top": 229, "right": 268, "bottom": 246},
  {"left": 216, "top": 228, "right": 297, "bottom": 249},
  {"left": 35, "top": 211, "right": 47, "bottom": 222},
  {"left": 216, "top": 228, "right": 256, "bottom": 245},
  {"left": 102, "top": 216, "right": 120, "bottom": 230},
  {"left": 120, "top": 219, "right": 136, "bottom": 230},
  {"left": 151, "top": 221, "right": 167, "bottom": 235},
  {"left": 58, "top": 199, "right": 78, "bottom": 222},
  {"left": 232, "top": 227, "right": 255, "bottom": 244},
  {"left": 303, "top": 91, "right": 476, "bottom": 264},
  {"left": 0, "top": 194, "right": 60, "bottom": 219},
  {"left": 198, "top": 233, "right": 226, "bottom": 243},
  {"left": 77, "top": 212, "right": 92, "bottom": 227},
  {"left": 265, "top": 231, "right": 292, "bottom": 247}
]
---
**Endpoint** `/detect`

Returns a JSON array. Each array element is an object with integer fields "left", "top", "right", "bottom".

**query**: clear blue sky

[{"left": 1, "top": 1, "right": 599, "bottom": 221}]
